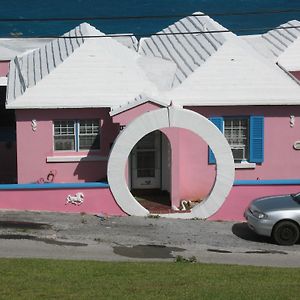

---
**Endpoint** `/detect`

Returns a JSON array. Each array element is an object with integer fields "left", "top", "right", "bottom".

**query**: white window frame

[{"left": 53, "top": 120, "right": 100, "bottom": 152}]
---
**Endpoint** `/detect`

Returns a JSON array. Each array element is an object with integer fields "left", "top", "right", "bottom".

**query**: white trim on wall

[{"left": 46, "top": 155, "right": 108, "bottom": 163}]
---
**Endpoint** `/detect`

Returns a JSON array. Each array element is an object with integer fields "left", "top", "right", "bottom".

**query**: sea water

[{"left": 0, "top": 0, "right": 299, "bottom": 37}]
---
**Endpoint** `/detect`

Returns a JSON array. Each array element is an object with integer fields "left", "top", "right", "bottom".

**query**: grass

[{"left": 0, "top": 258, "right": 300, "bottom": 299}]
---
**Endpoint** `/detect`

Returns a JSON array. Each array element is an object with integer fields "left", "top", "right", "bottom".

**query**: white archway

[{"left": 108, "top": 106, "right": 235, "bottom": 219}]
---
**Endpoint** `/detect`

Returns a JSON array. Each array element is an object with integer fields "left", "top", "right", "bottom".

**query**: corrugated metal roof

[{"left": 138, "top": 12, "right": 235, "bottom": 87}]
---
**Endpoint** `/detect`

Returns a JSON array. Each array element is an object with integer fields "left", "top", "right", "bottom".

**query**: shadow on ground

[
  {"left": 232, "top": 222, "right": 274, "bottom": 244},
  {"left": 113, "top": 244, "right": 185, "bottom": 259}
]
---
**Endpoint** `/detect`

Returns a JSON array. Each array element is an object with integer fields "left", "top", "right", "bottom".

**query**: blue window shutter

[
  {"left": 208, "top": 117, "right": 224, "bottom": 164},
  {"left": 250, "top": 116, "right": 264, "bottom": 163}
]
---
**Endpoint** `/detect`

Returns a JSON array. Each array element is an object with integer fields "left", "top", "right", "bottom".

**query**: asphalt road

[{"left": 0, "top": 210, "right": 300, "bottom": 267}]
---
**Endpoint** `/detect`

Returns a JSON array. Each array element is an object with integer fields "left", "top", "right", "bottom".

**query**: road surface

[{"left": 0, "top": 211, "right": 299, "bottom": 267}]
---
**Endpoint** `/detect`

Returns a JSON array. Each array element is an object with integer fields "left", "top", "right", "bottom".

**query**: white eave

[{"left": 110, "top": 93, "right": 169, "bottom": 116}]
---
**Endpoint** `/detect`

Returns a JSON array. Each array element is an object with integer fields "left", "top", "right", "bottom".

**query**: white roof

[
  {"left": 139, "top": 12, "right": 234, "bottom": 87},
  {"left": 243, "top": 20, "right": 300, "bottom": 70},
  {"left": 6, "top": 16, "right": 300, "bottom": 110},
  {"left": 0, "top": 38, "right": 54, "bottom": 60},
  {"left": 277, "top": 37, "right": 300, "bottom": 71},
  {"left": 6, "top": 23, "right": 165, "bottom": 109},
  {"left": 111, "top": 34, "right": 139, "bottom": 51},
  {"left": 165, "top": 36, "right": 300, "bottom": 105}
]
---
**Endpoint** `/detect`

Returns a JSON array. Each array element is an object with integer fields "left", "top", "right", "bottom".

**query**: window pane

[
  {"left": 224, "top": 118, "right": 249, "bottom": 162},
  {"left": 79, "top": 120, "right": 100, "bottom": 150},
  {"left": 54, "top": 136, "right": 75, "bottom": 151},
  {"left": 79, "top": 135, "right": 100, "bottom": 150},
  {"left": 54, "top": 121, "right": 75, "bottom": 151},
  {"left": 137, "top": 151, "right": 155, "bottom": 178}
]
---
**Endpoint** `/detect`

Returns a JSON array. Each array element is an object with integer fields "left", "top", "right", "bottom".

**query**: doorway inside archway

[{"left": 130, "top": 130, "right": 172, "bottom": 213}]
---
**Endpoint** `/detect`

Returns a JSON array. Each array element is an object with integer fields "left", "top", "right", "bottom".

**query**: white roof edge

[
  {"left": 110, "top": 94, "right": 169, "bottom": 116},
  {"left": 276, "top": 62, "right": 300, "bottom": 85},
  {"left": 180, "top": 99, "right": 300, "bottom": 106},
  {"left": 5, "top": 103, "right": 112, "bottom": 109},
  {"left": 7, "top": 100, "right": 300, "bottom": 109}
]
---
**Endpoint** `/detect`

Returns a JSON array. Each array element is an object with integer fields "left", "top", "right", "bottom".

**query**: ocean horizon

[{"left": 0, "top": 0, "right": 300, "bottom": 37}]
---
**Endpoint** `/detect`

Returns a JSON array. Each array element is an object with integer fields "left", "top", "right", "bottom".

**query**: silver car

[{"left": 244, "top": 193, "right": 300, "bottom": 245}]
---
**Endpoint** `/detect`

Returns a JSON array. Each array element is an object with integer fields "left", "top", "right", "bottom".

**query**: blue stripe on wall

[
  {"left": 0, "top": 182, "right": 109, "bottom": 190},
  {"left": 1, "top": 180, "right": 300, "bottom": 190},
  {"left": 234, "top": 179, "right": 300, "bottom": 186}
]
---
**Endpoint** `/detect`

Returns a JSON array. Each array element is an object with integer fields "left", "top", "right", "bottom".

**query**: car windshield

[{"left": 291, "top": 193, "right": 300, "bottom": 204}]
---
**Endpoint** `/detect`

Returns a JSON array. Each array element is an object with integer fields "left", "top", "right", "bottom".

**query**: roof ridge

[
  {"left": 7, "top": 23, "right": 90, "bottom": 102},
  {"left": 138, "top": 12, "right": 235, "bottom": 88}
]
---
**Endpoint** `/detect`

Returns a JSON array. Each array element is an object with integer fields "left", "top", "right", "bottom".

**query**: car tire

[{"left": 272, "top": 221, "right": 300, "bottom": 246}]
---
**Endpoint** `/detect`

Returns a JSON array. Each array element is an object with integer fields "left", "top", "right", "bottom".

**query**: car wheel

[{"left": 272, "top": 221, "right": 300, "bottom": 246}]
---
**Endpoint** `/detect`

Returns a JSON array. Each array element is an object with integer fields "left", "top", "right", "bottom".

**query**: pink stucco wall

[
  {"left": 161, "top": 127, "right": 215, "bottom": 207},
  {"left": 112, "top": 102, "right": 162, "bottom": 126},
  {"left": 114, "top": 104, "right": 300, "bottom": 210},
  {"left": 0, "top": 61, "right": 9, "bottom": 77},
  {"left": 16, "top": 108, "right": 119, "bottom": 184},
  {"left": 161, "top": 105, "right": 300, "bottom": 208},
  {"left": 210, "top": 184, "right": 300, "bottom": 221},
  {"left": 1, "top": 183, "right": 299, "bottom": 221},
  {"left": 188, "top": 106, "right": 300, "bottom": 181},
  {"left": 159, "top": 106, "right": 300, "bottom": 209},
  {"left": 0, "top": 186, "right": 125, "bottom": 216},
  {"left": 14, "top": 104, "right": 300, "bottom": 220}
]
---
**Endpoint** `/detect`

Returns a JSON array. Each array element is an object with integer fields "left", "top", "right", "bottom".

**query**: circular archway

[{"left": 108, "top": 107, "right": 235, "bottom": 219}]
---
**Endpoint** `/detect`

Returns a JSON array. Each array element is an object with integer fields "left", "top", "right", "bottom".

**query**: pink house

[{"left": 1, "top": 14, "right": 300, "bottom": 220}]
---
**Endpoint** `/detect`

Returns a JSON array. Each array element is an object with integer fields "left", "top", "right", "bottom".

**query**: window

[
  {"left": 79, "top": 120, "right": 100, "bottom": 150},
  {"left": 54, "top": 120, "right": 100, "bottom": 151},
  {"left": 209, "top": 116, "right": 264, "bottom": 164},
  {"left": 224, "top": 118, "right": 248, "bottom": 162}
]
